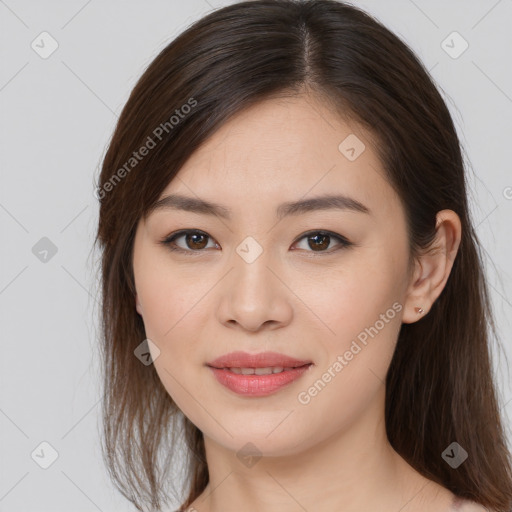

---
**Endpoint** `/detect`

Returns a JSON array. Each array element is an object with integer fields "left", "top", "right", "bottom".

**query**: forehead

[{"left": 158, "top": 94, "right": 400, "bottom": 220}]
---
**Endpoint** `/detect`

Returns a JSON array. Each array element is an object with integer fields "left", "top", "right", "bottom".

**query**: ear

[
  {"left": 402, "top": 209, "right": 461, "bottom": 324},
  {"left": 135, "top": 293, "right": 143, "bottom": 316}
]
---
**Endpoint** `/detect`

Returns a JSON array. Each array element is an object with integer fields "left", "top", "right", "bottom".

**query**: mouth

[
  {"left": 207, "top": 350, "right": 312, "bottom": 370},
  {"left": 214, "top": 366, "right": 307, "bottom": 375},
  {"left": 206, "top": 352, "right": 313, "bottom": 397}
]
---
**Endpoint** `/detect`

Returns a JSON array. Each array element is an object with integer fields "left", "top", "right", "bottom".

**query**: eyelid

[{"left": 160, "top": 229, "right": 352, "bottom": 255}]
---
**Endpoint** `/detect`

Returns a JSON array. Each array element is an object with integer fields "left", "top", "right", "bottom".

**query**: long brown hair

[{"left": 94, "top": 1, "right": 512, "bottom": 510}]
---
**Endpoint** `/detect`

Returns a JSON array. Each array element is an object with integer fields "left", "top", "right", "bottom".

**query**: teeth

[
  {"left": 227, "top": 366, "right": 287, "bottom": 375},
  {"left": 254, "top": 367, "right": 272, "bottom": 375}
]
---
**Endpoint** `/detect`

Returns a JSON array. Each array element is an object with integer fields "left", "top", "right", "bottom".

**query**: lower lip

[{"left": 208, "top": 365, "right": 312, "bottom": 397}]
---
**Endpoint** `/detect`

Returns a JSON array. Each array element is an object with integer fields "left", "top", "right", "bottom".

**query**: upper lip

[{"left": 207, "top": 351, "right": 312, "bottom": 369}]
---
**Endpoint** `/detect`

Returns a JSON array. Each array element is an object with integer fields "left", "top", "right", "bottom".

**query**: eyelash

[{"left": 159, "top": 229, "right": 353, "bottom": 256}]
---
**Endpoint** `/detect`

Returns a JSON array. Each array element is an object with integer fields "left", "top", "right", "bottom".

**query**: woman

[{"left": 94, "top": 1, "right": 512, "bottom": 511}]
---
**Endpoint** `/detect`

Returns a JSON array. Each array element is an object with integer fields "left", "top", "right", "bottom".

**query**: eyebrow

[{"left": 148, "top": 193, "right": 371, "bottom": 220}]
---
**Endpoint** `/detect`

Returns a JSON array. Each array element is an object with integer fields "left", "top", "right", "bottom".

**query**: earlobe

[
  {"left": 135, "top": 294, "right": 143, "bottom": 316},
  {"left": 402, "top": 259, "right": 430, "bottom": 323},
  {"left": 402, "top": 209, "right": 461, "bottom": 324}
]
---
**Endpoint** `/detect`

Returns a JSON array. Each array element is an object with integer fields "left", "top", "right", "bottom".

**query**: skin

[{"left": 132, "top": 92, "right": 465, "bottom": 512}]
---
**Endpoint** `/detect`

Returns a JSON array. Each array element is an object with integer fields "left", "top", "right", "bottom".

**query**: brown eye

[
  {"left": 307, "top": 233, "right": 330, "bottom": 251},
  {"left": 161, "top": 229, "right": 352, "bottom": 256},
  {"left": 184, "top": 232, "right": 209, "bottom": 250},
  {"left": 293, "top": 230, "right": 351, "bottom": 253},
  {"left": 162, "top": 230, "right": 218, "bottom": 253}
]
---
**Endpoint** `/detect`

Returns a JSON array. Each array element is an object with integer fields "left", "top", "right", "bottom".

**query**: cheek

[
  {"left": 293, "top": 256, "right": 402, "bottom": 349},
  {"left": 291, "top": 257, "right": 404, "bottom": 414},
  {"left": 136, "top": 265, "right": 213, "bottom": 390},
  {"left": 136, "top": 254, "right": 203, "bottom": 340},
  {"left": 139, "top": 279, "right": 206, "bottom": 414},
  {"left": 295, "top": 309, "right": 401, "bottom": 435}
]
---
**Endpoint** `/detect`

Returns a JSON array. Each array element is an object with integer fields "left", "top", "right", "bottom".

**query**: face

[{"left": 132, "top": 93, "right": 412, "bottom": 457}]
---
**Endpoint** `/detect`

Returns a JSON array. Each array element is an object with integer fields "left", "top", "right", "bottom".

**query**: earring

[{"left": 414, "top": 307, "right": 424, "bottom": 314}]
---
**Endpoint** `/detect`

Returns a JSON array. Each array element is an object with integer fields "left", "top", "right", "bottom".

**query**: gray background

[{"left": 1, "top": 1, "right": 511, "bottom": 511}]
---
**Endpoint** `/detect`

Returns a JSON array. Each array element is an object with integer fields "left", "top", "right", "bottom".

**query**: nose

[{"left": 215, "top": 250, "right": 293, "bottom": 333}]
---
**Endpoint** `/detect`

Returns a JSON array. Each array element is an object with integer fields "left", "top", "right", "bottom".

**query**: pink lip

[
  {"left": 207, "top": 351, "right": 312, "bottom": 369},
  {"left": 206, "top": 351, "right": 313, "bottom": 397}
]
